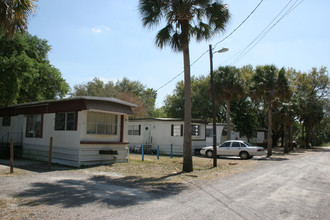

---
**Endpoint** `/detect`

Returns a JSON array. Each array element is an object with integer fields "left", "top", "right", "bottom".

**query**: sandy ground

[{"left": 0, "top": 147, "right": 329, "bottom": 219}]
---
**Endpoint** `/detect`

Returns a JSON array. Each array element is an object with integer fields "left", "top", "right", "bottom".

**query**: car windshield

[{"left": 244, "top": 142, "right": 253, "bottom": 146}]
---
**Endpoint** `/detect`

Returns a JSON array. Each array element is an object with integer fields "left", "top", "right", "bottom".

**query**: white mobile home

[
  {"left": 205, "top": 123, "right": 266, "bottom": 146},
  {"left": 127, "top": 118, "right": 208, "bottom": 155},
  {"left": 0, "top": 96, "right": 137, "bottom": 167}
]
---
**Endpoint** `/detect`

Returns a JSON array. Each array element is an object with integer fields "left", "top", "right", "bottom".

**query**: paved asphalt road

[{"left": 0, "top": 147, "right": 329, "bottom": 219}]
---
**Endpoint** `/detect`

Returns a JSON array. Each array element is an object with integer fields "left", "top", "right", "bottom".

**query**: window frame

[
  {"left": 128, "top": 124, "right": 141, "bottom": 136},
  {"left": 55, "top": 112, "right": 76, "bottom": 131},
  {"left": 191, "top": 124, "right": 200, "bottom": 136},
  {"left": 171, "top": 124, "right": 183, "bottom": 136},
  {"left": 2, "top": 116, "right": 11, "bottom": 127},
  {"left": 87, "top": 111, "right": 118, "bottom": 135},
  {"left": 26, "top": 114, "right": 43, "bottom": 138}
]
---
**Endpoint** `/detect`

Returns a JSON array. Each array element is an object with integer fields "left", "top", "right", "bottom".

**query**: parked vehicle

[{"left": 200, "top": 140, "right": 265, "bottom": 159}]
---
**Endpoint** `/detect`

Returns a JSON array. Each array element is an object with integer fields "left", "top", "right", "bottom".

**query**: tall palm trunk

[
  {"left": 267, "top": 99, "right": 272, "bottom": 157},
  {"left": 283, "top": 121, "right": 288, "bottom": 153},
  {"left": 289, "top": 124, "right": 293, "bottom": 151},
  {"left": 301, "top": 121, "right": 305, "bottom": 147},
  {"left": 226, "top": 100, "right": 231, "bottom": 140},
  {"left": 182, "top": 21, "right": 193, "bottom": 172}
]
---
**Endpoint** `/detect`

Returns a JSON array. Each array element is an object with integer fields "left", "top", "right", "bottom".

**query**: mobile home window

[
  {"left": 55, "top": 112, "right": 76, "bottom": 131},
  {"left": 222, "top": 128, "right": 227, "bottom": 136},
  {"left": 192, "top": 125, "right": 200, "bottom": 136},
  {"left": 2, "top": 116, "right": 11, "bottom": 126},
  {"left": 128, "top": 125, "right": 141, "bottom": 135},
  {"left": 87, "top": 112, "right": 117, "bottom": 135},
  {"left": 206, "top": 128, "right": 213, "bottom": 138},
  {"left": 26, "top": 114, "right": 42, "bottom": 138},
  {"left": 171, "top": 124, "right": 183, "bottom": 136}
]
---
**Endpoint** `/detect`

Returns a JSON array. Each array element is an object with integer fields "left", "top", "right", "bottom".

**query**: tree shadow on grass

[
  {"left": 256, "top": 157, "right": 289, "bottom": 161},
  {"left": 14, "top": 172, "right": 187, "bottom": 208},
  {"left": 0, "top": 158, "right": 76, "bottom": 173}
]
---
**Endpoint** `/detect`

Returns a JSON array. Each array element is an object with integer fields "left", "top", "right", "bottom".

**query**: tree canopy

[
  {"left": 162, "top": 64, "right": 329, "bottom": 148},
  {"left": 0, "top": 31, "right": 69, "bottom": 106},
  {"left": 163, "top": 75, "right": 227, "bottom": 122},
  {"left": 290, "top": 67, "right": 329, "bottom": 146},
  {"left": 0, "top": 0, "right": 37, "bottom": 38},
  {"left": 214, "top": 66, "right": 246, "bottom": 140},
  {"left": 71, "top": 77, "right": 157, "bottom": 118}
]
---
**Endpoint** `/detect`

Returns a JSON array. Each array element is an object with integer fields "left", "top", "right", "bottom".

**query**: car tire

[
  {"left": 206, "top": 150, "right": 213, "bottom": 158},
  {"left": 240, "top": 151, "right": 249, "bottom": 160},
  {"left": 248, "top": 156, "right": 253, "bottom": 159}
]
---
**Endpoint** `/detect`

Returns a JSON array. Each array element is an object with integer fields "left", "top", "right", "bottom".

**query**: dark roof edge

[
  {"left": 129, "top": 118, "right": 208, "bottom": 124},
  {"left": 0, "top": 96, "right": 138, "bottom": 109}
]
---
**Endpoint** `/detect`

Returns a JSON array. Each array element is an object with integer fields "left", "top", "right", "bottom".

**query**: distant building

[
  {"left": 205, "top": 123, "right": 267, "bottom": 146},
  {"left": 127, "top": 118, "right": 208, "bottom": 155}
]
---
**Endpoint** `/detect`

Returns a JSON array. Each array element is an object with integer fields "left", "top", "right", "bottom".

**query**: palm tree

[
  {"left": 0, "top": 0, "right": 36, "bottom": 38},
  {"left": 214, "top": 66, "right": 245, "bottom": 140},
  {"left": 251, "top": 65, "right": 291, "bottom": 157},
  {"left": 139, "top": 0, "right": 230, "bottom": 172}
]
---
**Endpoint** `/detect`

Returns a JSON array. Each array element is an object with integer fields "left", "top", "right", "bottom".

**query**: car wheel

[
  {"left": 240, "top": 151, "right": 249, "bottom": 160},
  {"left": 206, "top": 150, "right": 213, "bottom": 158}
]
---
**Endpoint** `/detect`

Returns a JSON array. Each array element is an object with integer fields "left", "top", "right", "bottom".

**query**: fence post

[
  {"left": 142, "top": 144, "right": 144, "bottom": 161},
  {"left": 170, "top": 144, "right": 173, "bottom": 158},
  {"left": 10, "top": 138, "right": 14, "bottom": 174},
  {"left": 157, "top": 145, "right": 159, "bottom": 160},
  {"left": 48, "top": 137, "right": 53, "bottom": 170},
  {"left": 127, "top": 147, "right": 130, "bottom": 163}
]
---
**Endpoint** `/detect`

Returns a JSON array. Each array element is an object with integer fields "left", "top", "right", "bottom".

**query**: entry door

[{"left": 143, "top": 125, "right": 152, "bottom": 145}]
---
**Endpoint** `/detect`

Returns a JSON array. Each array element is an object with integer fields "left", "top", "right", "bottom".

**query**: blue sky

[{"left": 28, "top": 0, "right": 330, "bottom": 107}]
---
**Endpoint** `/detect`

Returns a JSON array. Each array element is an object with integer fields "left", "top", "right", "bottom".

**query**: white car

[{"left": 200, "top": 140, "right": 265, "bottom": 160}]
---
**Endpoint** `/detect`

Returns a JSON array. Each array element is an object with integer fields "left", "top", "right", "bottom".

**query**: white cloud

[
  {"left": 82, "top": 25, "right": 111, "bottom": 34},
  {"left": 91, "top": 28, "right": 102, "bottom": 33}
]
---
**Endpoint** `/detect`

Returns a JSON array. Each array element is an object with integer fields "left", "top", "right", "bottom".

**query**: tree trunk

[
  {"left": 301, "top": 121, "right": 305, "bottom": 147},
  {"left": 181, "top": 21, "right": 193, "bottom": 172},
  {"left": 226, "top": 100, "right": 231, "bottom": 140},
  {"left": 306, "top": 125, "right": 311, "bottom": 148},
  {"left": 311, "top": 126, "right": 315, "bottom": 146},
  {"left": 289, "top": 123, "right": 293, "bottom": 151},
  {"left": 283, "top": 121, "right": 288, "bottom": 153},
  {"left": 267, "top": 99, "right": 272, "bottom": 157}
]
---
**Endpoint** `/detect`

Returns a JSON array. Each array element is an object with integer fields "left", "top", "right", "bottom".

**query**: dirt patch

[
  {"left": 0, "top": 155, "right": 260, "bottom": 219},
  {"left": 0, "top": 150, "right": 318, "bottom": 220},
  {"left": 79, "top": 154, "right": 259, "bottom": 191}
]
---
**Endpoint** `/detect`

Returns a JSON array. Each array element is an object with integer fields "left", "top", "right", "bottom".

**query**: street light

[
  {"left": 217, "top": 48, "right": 229, "bottom": 53},
  {"left": 209, "top": 45, "right": 229, "bottom": 168}
]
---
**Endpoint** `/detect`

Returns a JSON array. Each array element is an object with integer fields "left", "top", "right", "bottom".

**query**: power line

[
  {"left": 213, "top": 0, "right": 264, "bottom": 50},
  {"left": 227, "top": 0, "right": 296, "bottom": 65},
  {"left": 228, "top": 0, "right": 304, "bottom": 66}
]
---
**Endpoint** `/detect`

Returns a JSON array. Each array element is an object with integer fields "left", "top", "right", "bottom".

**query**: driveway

[{"left": 0, "top": 147, "right": 329, "bottom": 219}]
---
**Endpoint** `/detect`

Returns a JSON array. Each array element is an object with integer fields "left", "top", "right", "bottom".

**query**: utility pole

[
  {"left": 209, "top": 45, "right": 217, "bottom": 167},
  {"left": 209, "top": 45, "right": 229, "bottom": 167}
]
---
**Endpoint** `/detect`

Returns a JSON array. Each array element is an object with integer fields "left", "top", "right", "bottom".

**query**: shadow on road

[
  {"left": 0, "top": 158, "right": 75, "bottom": 173},
  {"left": 256, "top": 157, "right": 289, "bottom": 161},
  {"left": 14, "top": 172, "right": 187, "bottom": 208}
]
